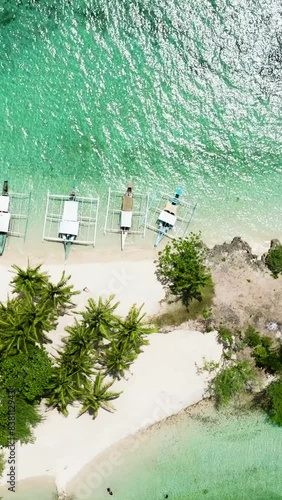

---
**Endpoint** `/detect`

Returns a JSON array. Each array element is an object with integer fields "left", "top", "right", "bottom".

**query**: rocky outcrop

[{"left": 207, "top": 237, "right": 264, "bottom": 270}]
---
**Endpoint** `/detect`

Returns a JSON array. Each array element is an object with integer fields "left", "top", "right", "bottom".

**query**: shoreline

[
  {"left": 0, "top": 329, "right": 222, "bottom": 497},
  {"left": 0, "top": 255, "right": 222, "bottom": 498},
  {"left": 0, "top": 235, "right": 281, "bottom": 497},
  {"left": 0, "top": 230, "right": 277, "bottom": 268}
]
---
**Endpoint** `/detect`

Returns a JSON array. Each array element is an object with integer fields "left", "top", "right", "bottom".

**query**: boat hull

[
  {"left": 121, "top": 230, "right": 128, "bottom": 251},
  {"left": 154, "top": 225, "right": 170, "bottom": 247},
  {"left": 0, "top": 233, "right": 7, "bottom": 256}
]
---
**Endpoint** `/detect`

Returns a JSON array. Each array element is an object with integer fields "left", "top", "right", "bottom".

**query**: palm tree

[
  {"left": 56, "top": 349, "right": 96, "bottom": 389},
  {"left": 46, "top": 367, "right": 80, "bottom": 416},
  {"left": 78, "top": 373, "right": 121, "bottom": 419},
  {"left": 10, "top": 263, "right": 49, "bottom": 297},
  {"left": 62, "top": 321, "right": 93, "bottom": 357},
  {"left": 102, "top": 341, "right": 138, "bottom": 379},
  {"left": 116, "top": 304, "right": 156, "bottom": 353},
  {"left": 41, "top": 271, "right": 79, "bottom": 316},
  {"left": 0, "top": 296, "right": 54, "bottom": 356},
  {"left": 0, "top": 324, "right": 32, "bottom": 356},
  {"left": 80, "top": 295, "right": 120, "bottom": 350}
]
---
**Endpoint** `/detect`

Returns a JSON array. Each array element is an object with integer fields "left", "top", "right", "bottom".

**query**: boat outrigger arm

[
  {"left": 154, "top": 188, "right": 182, "bottom": 247},
  {"left": 120, "top": 183, "right": 133, "bottom": 250},
  {"left": 0, "top": 181, "right": 11, "bottom": 256},
  {"left": 58, "top": 189, "right": 79, "bottom": 259}
]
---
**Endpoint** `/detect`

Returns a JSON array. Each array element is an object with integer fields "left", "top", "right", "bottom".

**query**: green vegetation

[
  {"left": 265, "top": 245, "right": 282, "bottom": 278},
  {"left": 0, "top": 393, "right": 42, "bottom": 446},
  {"left": 244, "top": 325, "right": 262, "bottom": 347},
  {"left": 266, "top": 378, "right": 282, "bottom": 425},
  {"left": 0, "top": 264, "right": 155, "bottom": 453},
  {"left": 78, "top": 373, "right": 121, "bottom": 419},
  {"left": 217, "top": 326, "right": 234, "bottom": 348},
  {"left": 209, "top": 324, "right": 282, "bottom": 425},
  {"left": 156, "top": 233, "right": 213, "bottom": 308},
  {"left": 0, "top": 452, "right": 5, "bottom": 478},
  {"left": 0, "top": 345, "right": 52, "bottom": 401},
  {"left": 152, "top": 285, "right": 214, "bottom": 328},
  {"left": 212, "top": 361, "right": 255, "bottom": 406}
]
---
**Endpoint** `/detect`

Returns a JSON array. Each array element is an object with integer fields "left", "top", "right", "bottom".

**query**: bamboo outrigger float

[
  {"left": 0, "top": 181, "right": 31, "bottom": 256},
  {"left": 120, "top": 183, "right": 133, "bottom": 250},
  {"left": 0, "top": 181, "right": 11, "bottom": 255}
]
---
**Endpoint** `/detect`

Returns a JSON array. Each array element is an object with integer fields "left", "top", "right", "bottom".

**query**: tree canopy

[
  {"left": 0, "top": 345, "right": 52, "bottom": 401},
  {"left": 156, "top": 233, "right": 213, "bottom": 308},
  {"left": 0, "top": 261, "right": 155, "bottom": 459}
]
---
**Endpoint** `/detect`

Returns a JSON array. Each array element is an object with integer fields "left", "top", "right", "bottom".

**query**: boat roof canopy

[
  {"left": 158, "top": 210, "right": 176, "bottom": 226},
  {"left": 62, "top": 200, "right": 79, "bottom": 221},
  {"left": 0, "top": 195, "right": 9, "bottom": 212}
]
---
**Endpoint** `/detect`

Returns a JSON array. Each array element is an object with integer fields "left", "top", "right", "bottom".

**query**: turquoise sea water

[
  {"left": 1, "top": 0, "right": 282, "bottom": 247},
  {"left": 68, "top": 409, "right": 282, "bottom": 500},
  {"left": 1, "top": 1, "right": 282, "bottom": 498}
]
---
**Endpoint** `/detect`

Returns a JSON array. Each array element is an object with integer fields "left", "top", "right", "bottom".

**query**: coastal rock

[
  {"left": 208, "top": 236, "right": 262, "bottom": 270},
  {"left": 208, "top": 237, "right": 253, "bottom": 259},
  {"left": 270, "top": 239, "right": 281, "bottom": 249}
]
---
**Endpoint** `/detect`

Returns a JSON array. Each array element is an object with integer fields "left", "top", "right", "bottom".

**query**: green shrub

[
  {"left": 212, "top": 361, "right": 255, "bottom": 406},
  {"left": 265, "top": 245, "right": 282, "bottom": 278},
  {"left": 156, "top": 233, "right": 213, "bottom": 308},
  {"left": 0, "top": 452, "right": 4, "bottom": 478},
  {"left": 244, "top": 326, "right": 261, "bottom": 347},
  {"left": 266, "top": 378, "right": 282, "bottom": 425},
  {"left": 253, "top": 344, "right": 282, "bottom": 374},
  {"left": 260, "top": 336, "right": 273, "bottom": 349},
  {"left": 0, "top": 345, "right": 53, "bottom": 402},
  {"left": 0, "top": 391, "right": 42, "bottom": 447},
  {"left": 217, "top": 326, "right": 233, "bottom": 347}
]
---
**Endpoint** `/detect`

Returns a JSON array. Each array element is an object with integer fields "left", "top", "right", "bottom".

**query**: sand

[{"left": 0, "top": 256, "right": 222, "bottom": 497}]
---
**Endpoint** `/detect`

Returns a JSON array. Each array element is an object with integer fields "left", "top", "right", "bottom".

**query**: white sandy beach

[{"left": 0, "top": 257, "right": 222, "bottom": 497}]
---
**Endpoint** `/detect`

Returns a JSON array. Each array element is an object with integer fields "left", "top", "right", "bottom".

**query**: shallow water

[
  {"left": 0, "top": 1, "right": 282, "bottom": 248},
  {"left": 1, "top": 0, "right": 282, "bottom": 497},
  {"left": 69, "top": 408, "right": 282, "bottom": 500},
  {"left": 0, "top": 476, "right": 56, "bottom": 500}
]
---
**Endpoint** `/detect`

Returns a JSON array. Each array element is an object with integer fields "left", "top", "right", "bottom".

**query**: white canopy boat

[
  {"left": 0, "top": 181, "right": 11, "bottom": 256},
  {"left": 58, "top": 190, "right": 79, "bottom": 259},
  {"left": 120, "top": 183, "right": 133, "bottom": 250}
]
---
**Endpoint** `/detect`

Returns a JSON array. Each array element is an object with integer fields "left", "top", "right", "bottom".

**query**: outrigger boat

[
  {"left": 154, "top": 188, "right": 182, "bottom": 247},
  {"left": 58, "top": 189, "right": 79, "bottom": 259},
  {"left": 0, "top": 181, "right": 11, "bottom": 256},
  {"left": 120, "top": 183, "right": 133, "bottom": 250}
]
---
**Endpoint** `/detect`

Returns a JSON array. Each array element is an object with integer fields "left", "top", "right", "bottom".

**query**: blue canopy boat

[
  {"left": 0, "top": 181, "right": 11, "bottom": 256},
  {"left": 154, "top": 188, "right": 182, "bottom": 247}
]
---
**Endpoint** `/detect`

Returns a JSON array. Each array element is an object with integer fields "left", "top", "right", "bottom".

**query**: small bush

[
  {"left": 265, "top": 245, "right": 282, "bottom": 278},
  {"left": 253, "top": 345, "right": 282, "bottom": 373},
  {"left": 260, "top": 336, "right": 273, "bottom": 349},
  {"left": 0, "top": 391, "right": 42, "bottom": 447},
  {"left": 244, "top": 326, "right": 261, "bottom": 347},
  {"left": 217, "top": 326, "right": 233, "bottom": 347},
  {"left": 266, "top": 378, "right": 282, "bottom": 425},
  {"left": 212, "top": 361, "right": 255, "bottom": 406}
]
